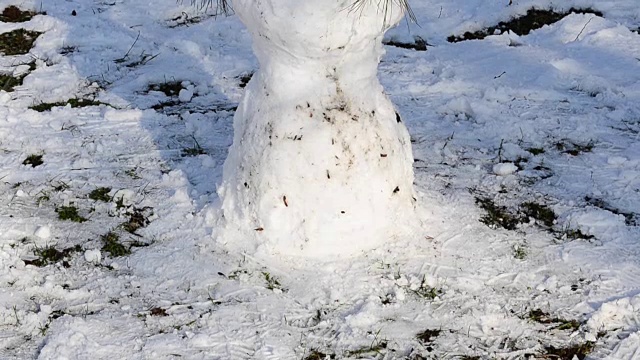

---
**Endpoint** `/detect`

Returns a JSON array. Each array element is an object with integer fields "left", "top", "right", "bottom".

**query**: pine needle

[
  {"left": 349, "top": 0, "right": 417, "bottom": 25},
  {"left": 185, "top": 0, "right": 416, "bottom": 24},
  {"left": 187, "top": 0, "right": 232, "bottom": 15}
]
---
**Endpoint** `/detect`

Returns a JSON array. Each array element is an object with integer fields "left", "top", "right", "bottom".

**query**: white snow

[
  {"left": 83, "top": 249, "right": 101, "bottom": 264},
  {"left": 588, "top": 294, "right": 640, "bottom": 330},
  {"left": 178, "top": 88, "right": 193, "bottom": 103},
  {"left": 34, "top": 226, "right": 51, "bottom": 240},
  {"left": 218, "top": 0, "right": 417, "bottom": 257},
  {"left": 1, "top": 0, "right": 640, "bottom": 359},
  {"left": 493, "top": 162, "right": 519, "bottom": 176}
]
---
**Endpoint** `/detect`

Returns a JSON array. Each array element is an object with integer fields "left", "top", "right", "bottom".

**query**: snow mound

[
  {"left": 587, "top": 294, "right": 640, "bottom": 334},
  {"left": 218, "top": 0, "right": 417, "bottom": 257},
  {"left": 493, "top": 162, "right": 518, "bottom": 176},
  {"left": 607, "top": 331, "right": 640, "bottom": 360}
]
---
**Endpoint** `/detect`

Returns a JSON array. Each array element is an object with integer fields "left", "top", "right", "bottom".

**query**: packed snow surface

[
  {"left": 219, "top": 0, "right": 416, "bottom": 257},
  {"left": 0, "top": 0, "right": 640, "bottom": 359}
]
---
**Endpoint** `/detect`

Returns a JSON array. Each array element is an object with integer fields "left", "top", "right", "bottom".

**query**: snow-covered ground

[{"left": 1, "top": 0, "right": 640, "bottom": 358}]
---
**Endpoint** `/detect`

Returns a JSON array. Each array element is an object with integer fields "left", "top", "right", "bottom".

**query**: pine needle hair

[{"left": 188, "top": 0, "right": 415, "bottom": 24}]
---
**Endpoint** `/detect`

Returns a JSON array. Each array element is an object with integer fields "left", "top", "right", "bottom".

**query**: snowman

[{"left": 218, "top": 0, "right": 417, "bottom": 257}]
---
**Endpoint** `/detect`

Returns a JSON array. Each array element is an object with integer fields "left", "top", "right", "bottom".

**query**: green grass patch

[
  {"left": 383, "top": 36, "right": 429, "bottom": 51},
  {"left": 88, "top": 187, "right": 111, "bottom": 202},
  {"left": 526, "top": 147, "right": 545, "bottom": 155},
  {"left": 520, "top": 202, "right": 556, "bottom": 227},
  {"left": 100, "top": 232, "right": 130, "bottom": 257},
  {"left": 36, "top": 191, "right": 50, "bottom": 205},
  {"left": 182, "top": 137, "right": 206, "bottom": 157},
  {"left": 0, "top": 72, "right": 26, "bottom": 92},
  {"left": 346, "top": 342, "right": 388, "bottom": 357},
  {"left": 555, "top": 140, "right": 594, "bottom": 156},
  {"left": 181, "top": 146, "right": 206, "bottom": 157},
  {"left": 124, "top": 168, "right": 141, "bottom": 180},
  {"left": 475, "top": 196, "right": 561, "bottom": 232},
  {"left": 0, "top": 29, "right": 41, "bottom": 55},
  {"left": 416, "top": 329, "right": 441, "bottom": 345},
  {"left": 30, "top": 98, "right": 107, "bottom": 112},
  {"left": 121, "top": 207, "right": 150, "bottom": 234},
  {"left": 527, "top": 309, "right": 556, "bottom": 324},
  {"left": 24, "top": 245, "right": 82, "bottom": 267},
  {"left": 263, "top": 272, "right": 285, "bottom": 291},
  {"left": 228, "top": 269, "right": 248, "bottom": 280},
  {"left": 22, "top": 154, "right": 43, "bottom": 167},
  {"left": 412, "top": 275, "right": 443, "bottom": 300},
  {"left": 475, "top": 196, "right": 524, "bottom": 230},
  {"left": 555, "top": 319, "right": 581, "bottom": 331},
  {"left": 53, "top": 181, "right": 70, "bottom": 192},
  {"left": 0, "top": 6, "right": 40, "bottom": 22},
  {"left": 148, "top": 81, "right": 183, "bottom": 97},
  {"left": 303, "top": 350, "right": 336, "bottom": 360},
  {"left": 526, "top": 309, "right": 581, "bottom": 332},
  {"left": 345, "top": 330, "right": 388, "bottom": 358},
  {"left": 558, "top": 228, "right": 595, "bottom": 241},
  {"left": 542, "top": 342, "right": 594, "bottom": 360},
  {"left": 56, "top": 206, "right": 87, "bottom": 223},
  {"left": 513, "top": 244, "right": 527, "bottom": 260},
  {"left": 448, "top": 8, "right": 602, "bottom": 42}
]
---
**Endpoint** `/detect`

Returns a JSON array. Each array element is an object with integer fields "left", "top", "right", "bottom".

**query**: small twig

[
  {"left": 518, "top": 127, "right": 525, "bottom": 144},
  {"left": 574, "top": 17, "right": 594, "bottom": 41},
  {"left": 347, "top": 0, "right": 417, "bottom": 26},
  {"left": 370, "top": 328, "right": 382, "bottom": 350},
  {"left": 187, "top": 0, "right": 233, "bottom": 15},
  {"left": 442, "top": 132, "right": 455, "bottom": 150},
  {"left": 13, "top": 305, "right": 21, "bottom": 325},
  {"left": 116, "top": 31, "right": 140, "bottom": 62}
]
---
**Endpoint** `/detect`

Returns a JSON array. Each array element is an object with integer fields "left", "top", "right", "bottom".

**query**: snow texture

[
  {"left": 493, "top": 162, "right": 518, "bottom": 176},
  {"left": 0, "top": 0, "right": 640, "bottom": 359}
]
